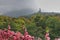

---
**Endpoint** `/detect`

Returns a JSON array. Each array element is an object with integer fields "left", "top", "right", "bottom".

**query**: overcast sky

[{"left": 0, "top": 0, "right": 60, "bottom": 15}]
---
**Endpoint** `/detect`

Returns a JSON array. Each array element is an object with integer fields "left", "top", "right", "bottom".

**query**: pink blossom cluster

[{"left": 0, "top": 24, "right": 34, "bottom": 40}]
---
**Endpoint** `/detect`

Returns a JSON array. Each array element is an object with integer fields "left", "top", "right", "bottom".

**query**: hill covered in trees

[{"left": 0, "top": 12, "right": 60, "bottom": 40}]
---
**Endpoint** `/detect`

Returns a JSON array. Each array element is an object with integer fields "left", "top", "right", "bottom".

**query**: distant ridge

[{"left": 0, "top": 8, "right": 60, "bottom": 17}]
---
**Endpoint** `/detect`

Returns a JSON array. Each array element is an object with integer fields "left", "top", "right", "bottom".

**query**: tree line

[{"left": 0, "top": 13, "right": 60, "bottom": 40}]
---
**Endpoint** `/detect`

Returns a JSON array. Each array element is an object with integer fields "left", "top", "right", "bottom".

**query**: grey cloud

[
  {"left": 0, "top": 0, "right": 60, "bottom": 17},
  {"left": 0, "top": 0, "right": 39, "bottom": 13},
  {"left": 0, "top": 0, "right": 39, "bottom": 17}
]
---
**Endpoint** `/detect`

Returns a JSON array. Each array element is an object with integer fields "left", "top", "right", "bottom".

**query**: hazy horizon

[{"left": 0, "top": 0, "right": 60, "bottom": 17}]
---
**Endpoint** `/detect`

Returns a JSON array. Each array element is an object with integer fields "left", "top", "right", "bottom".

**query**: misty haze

[
  {"left": 0, "top": 0, "right": 60, "bottom": 40},
  {"left": 0, "top": 0, "right": 60, "bottom": 17}
]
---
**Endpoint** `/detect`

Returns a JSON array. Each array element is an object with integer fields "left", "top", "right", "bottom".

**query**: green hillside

[{"left": 0, "top": 12, "right": 60, "bottom": 40}]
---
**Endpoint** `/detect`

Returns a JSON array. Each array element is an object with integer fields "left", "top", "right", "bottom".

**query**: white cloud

[{"left": 38, "top": 0, "right": 60, "bottom": 12}]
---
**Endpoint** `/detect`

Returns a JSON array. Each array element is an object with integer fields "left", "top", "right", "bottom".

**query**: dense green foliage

[{"left": 0, "top": 13, "right": 60, "bottom": 40}]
